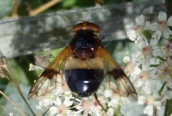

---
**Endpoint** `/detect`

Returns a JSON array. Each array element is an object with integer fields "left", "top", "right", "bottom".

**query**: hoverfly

[{"left": 27, "top": 22, "right": 137, "bottom": 106}]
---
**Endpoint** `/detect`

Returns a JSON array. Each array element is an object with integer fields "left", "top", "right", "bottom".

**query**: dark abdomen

[{"left": 65, "top": 69, "right": 104, "bottom": 97}]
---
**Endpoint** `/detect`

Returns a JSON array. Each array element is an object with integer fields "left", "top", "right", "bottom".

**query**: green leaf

[
  {"left": 62, "top": 0, "right": 76, "bottom": 8},
  {"left": 0, "top": 0, "right": 15, "bottom": 18},
  {"left": 143, "top": 30, "right": 152, "bottom": 40}
]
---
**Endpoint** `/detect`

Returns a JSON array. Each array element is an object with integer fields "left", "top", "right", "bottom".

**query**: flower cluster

[
  {"left": 126, "top": 12, "right": 172, "bottom": 116},
  {"left": 30, "top": 74, "right": 126, "bottom": 116},
  {"left": 29, "top": 45, "right": 132, "bottom": 115},
  {"left": 29, "top": 12, "right": 172, "bottom": 116}
]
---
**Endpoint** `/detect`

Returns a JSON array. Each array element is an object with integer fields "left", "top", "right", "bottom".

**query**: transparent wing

[
  {"left": 97, "top": 45, "right": 137, "bottom": 100},
  {"left": 27, "top": 47, "right": 73, "bottom": 99}
]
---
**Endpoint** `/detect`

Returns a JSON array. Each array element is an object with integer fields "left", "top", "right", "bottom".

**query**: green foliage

[
  {"left": 133, "top": 0, "right": 149, "bottom": 2},
  {"left": 0, "top": 0, "right": 15, "bottom": 18},
  {"left": 143, "top": 30, "right": 152, "bottom": 40},
  {"left": 62, "top": 0, "right": 95, "bottom": 8}
]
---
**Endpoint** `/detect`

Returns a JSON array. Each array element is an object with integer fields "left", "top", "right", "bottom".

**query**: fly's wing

[
  {"left": 27, "top": 47, "right": 73, "bottom": 99},
  {"left": 97, "top": 45, "right": 137, "bottom": 100}
]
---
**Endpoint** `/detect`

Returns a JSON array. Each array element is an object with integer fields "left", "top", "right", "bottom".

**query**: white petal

[
  {"left": 133, "top": 66, "right": 142, "bottom": 75},
  {"left": 106, "top": 107, "right": 115, "bottom": 116},
  {"left": 143, "top": 81, "right": 152, "bottom": 94},
  {"left": 121, "top": 97, "right": 130, "bottom": 104},
  {"left": 132, "top": 52, "right": 143, "bottom": 61},
  {"left": 150, "top": 23, "right": 158, "bottom": 31},
  {"left": 123, "top": 56, "right": 130, "bottom": 63},
  {"left": 168, "top": 29, "right": 172, "bottom": 35},
  {"left": 158, "top": 12, "right": 167, "bottom": 21},
  {"left": 104, "top": 89, "right": 113, "bottom": 98},
  {"left": 108, "top": 99, "right": 119, "bottom": 107},
  {"left": 151, "top": 30, "right": 161, "bottom": 46},
  {"left": 142, "top": 59, "right": 150, "bottom": 70},
  {"left": 163, "top": 30, "right": 169, "bottom": 39},
  {"left": 144, "top": 21, "right": 151, "bottom": 30},
  {"left": 150, "top": 38, "right": 158, "bottom": 47},
  {"left": 36, "top": 100, "right": 43, "bottom": 109},
  {"left": 9, "top": 113, "right": 13, "bottom": 116},
  {"left": 167, "top": 16, "right": 172, "bottom": 26},
  {"left": 64, "top": 98, "right": 73, "bottom": 106},
  {"left": 144, "top": 105, "right": 153, "bottom": 116},
  {"left": 152, "top": 47, "right": 161, "bottom": 56},
  {"left": 54, "top": 98, "right": 62, "bottom": 105},
  {"left": 154, "top": 101, "right": 162, "bottom": 110},
  {"left": 127, "top": 29, "right": 137, "bottom": 41},
  {"left": 134, "top": 79, "right": 143, "bottom": 87},
  {"left": 138, "top": 96, "right": 146, "bottom": 104},
  {"left": 135, "top": 15, "right": 145, "bottom": 26},
  {"left": 153, "top": 91, "right": 160, "bottom": 98},
  {"left": 164, "top": 91, "right": 172, "bottom": 99},
  {"left": 42, "top": 99, "right": 52, "bottom": 107},
  {"left": 135, "top": 36, "right": 145, "bottom": 48},
  {"left": 49, "top": 106, "right": 58, "bottom": 115}
]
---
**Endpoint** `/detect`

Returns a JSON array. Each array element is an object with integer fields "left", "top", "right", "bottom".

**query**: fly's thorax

[{"left": 69, "top": 30, "right": 100, "bottom": 59}]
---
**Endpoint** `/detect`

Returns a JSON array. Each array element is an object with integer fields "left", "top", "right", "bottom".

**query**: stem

[
  {"left": 3, "top": 65, "right": 36, "bottom": 116},
  {"left": 11, "top": 0, "right": 21, "bottom": 18},
  {"left": 0, "top": 91, "right": 27, "bottom": 116},
  {"left": 157, "top": 56, "right": 166, "bottom": 61},
  {"left": 29, "top": 0, "right": 61, "bottom": 16}
]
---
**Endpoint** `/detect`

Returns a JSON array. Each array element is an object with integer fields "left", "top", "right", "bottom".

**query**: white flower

[
  {"left": 150, "top": 31, "right": 161, "bottom": 46},
  {"left": 123, "top": 11, "right": 172, "bottom": 116},
  {"left": 29, "top": 63, "right": 44, "bottom": 71},
  {"left": 125, "top": 61, "right": 141, "bottom": 82},
  {"left": 49, "top": 96, "right": 73, "bottom": 116},
  {"left": 166, "top": 80, "right": 172, "bottom": 90},
  {"left": 49, "top": 106, "right": 58, "bottom": 115},
  {"left": 75, "top": 96, "right": 105, "bottom": 116},
  {"left": 9, "top": 113, "right": 13, "bottom": 116},
  {"left": 151, "top": 12, "right": 172, "bottom": 39},
  {"left": 91, "top": 96, "right": 106, "bottom": 115},
  {"left": 131, "top": 52, "right": 144, "bottom": 63},
  {"left": 75, "top": 99, "right": 91, "bottom": 115},
  {"left": 141, "top": 31, "right": 161, "bottom": 57},
  {"left": 127, "top": 29, "right": 137, "bottom": 41},
  {"left": 161, "top": 40, "right": 172, "bottom": 57},
  {"left": 142, "top": 81, "right": 152, "bottom": 95},
  {"left": 106, "top": 107, "right": 115, "bottom": 116},
  {"left": 138, "top": 91, "right": 162, "bottom": 116},
  {"left": 127, "top": 15, "right": 146, "bottom": 41},
  {"left": 144, "top": 105, "right": 154, "bottom": 116},
  {"left": 51, "top": 76, "right": 71, "bottom": 96},
  {"left": 123, "top": 56, "right": 130, "bottom": 63},
  {"left": 157, "top": 62, "right": 172, "bottom": 80},
  {"left": 139, "top": 71, "right": 150, "bottom": 82},
  {"left": 36, "top": 98, "right": 52, "bottom": 109}
]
